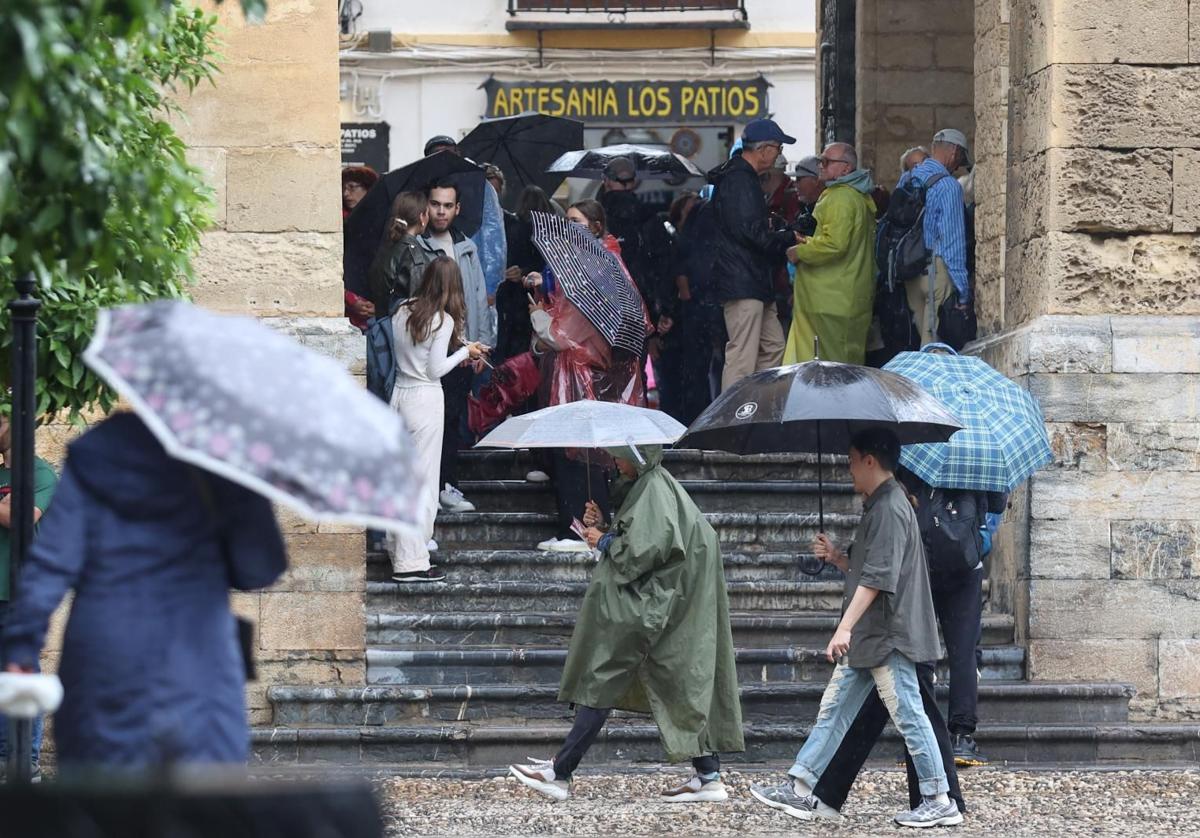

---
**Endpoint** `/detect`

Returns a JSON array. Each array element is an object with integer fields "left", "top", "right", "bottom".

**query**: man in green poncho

[
  {"left": 508, "top": 445, "right": 744, "bottom": 803},
  {"left": 783, "top": 142, "right": 877, "bottom": 365}
]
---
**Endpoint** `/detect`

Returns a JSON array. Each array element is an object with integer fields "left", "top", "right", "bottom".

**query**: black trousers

[
  {"left": 932, "top": 567, "right": 984, "bottom": 736},
  {"left": 550, "top": 449, "right": 608, "bottom": 541},
  {"left": 811, "top": 663, "right": 965, "bottom": 814},
  {"left": 439, "top": 365, "right": 473, "bottom": 492},
  {"left": 553, "top": 706, "right": 719, "bottom": 781}
]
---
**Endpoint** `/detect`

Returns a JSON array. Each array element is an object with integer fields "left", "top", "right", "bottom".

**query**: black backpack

[
  {"left": 875, "top": 172, "right": 948, "bottom": 287},
  {"left": 914, "top": 485, "right": 984, "bottom": 579}
]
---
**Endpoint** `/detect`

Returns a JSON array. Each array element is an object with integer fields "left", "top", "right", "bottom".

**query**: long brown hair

[
  {"left": 569, "top": 199, "right": 607, "bottom": 237},
  {"left": 403, "top": 256, "right": 466, "bottom": 347},
  {"left": 386, "top": 191, "right": 429, "bottom": 242}
]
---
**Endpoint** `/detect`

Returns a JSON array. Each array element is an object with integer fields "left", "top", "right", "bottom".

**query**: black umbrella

[
  {"left": 547, "top": 143, "right": 704, "bottom": 181},
  {"left": 342, "top": 151, "right": 485, "bottom": 298},
  {"left": 459, "top": 112, "right": 584, "bottom": 210},
  {"left": 529, "top": 211, "right": 647, "bottom": 356},
  {"left": 679, "top": 353, "right": 962, "bottom": 573}
]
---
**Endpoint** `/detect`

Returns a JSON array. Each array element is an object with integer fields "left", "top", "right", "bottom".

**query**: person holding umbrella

[{"left": 508, "top": 442, "right": 743, "bottom": 803}]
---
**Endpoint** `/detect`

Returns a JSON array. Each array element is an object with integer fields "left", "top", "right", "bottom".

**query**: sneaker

[
  {"left": 536, "top": 537, "right": 561, "bottom": 552},
  {"left": 391, "top": 566, "right": 446, "bottom": 583},
  {"left": 952, "top": 734, "right": 989, "bottom": 767},
  {"left": 661, "top": 774, "right": 729, "bottom": 803},
  {"left": 749, "top": 781, "right": 817, "bottom": 821},
  {"left": 526, "top": 470, "right": 551, "bottom": 483},
  {"left": 895, "top": 796, "right": 963, "bottom": 828},
  {"left": 549, "top": 539, "right": 590, "bottom": 553},
  {"left": 509, "top": 762, "right": 570, "bottom": 801},
  {"left": 439, "top": 483, "right": 475, "bottom": 513},
  {"left": 426, "top": 538, "right": 439, "bottom": 552}
]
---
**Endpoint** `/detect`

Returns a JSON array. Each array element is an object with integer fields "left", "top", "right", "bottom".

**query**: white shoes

[
  {"left": 660, "top": 774, "right": 729, "bottom": 803},
  {"left": 426, "top": 539, "right": 438, "bottom": 552},
  {"left": 438, "top": 483, "right": 475, "bottom": 513},
  {"left": 526, "top": 470, "right": 551, "bottom": 483},
  {"left": 509, "top": 760, "right": 569, "bottom": 801},
  {"left": 536, "top": 537, "right": 590, "bottom": 553}
]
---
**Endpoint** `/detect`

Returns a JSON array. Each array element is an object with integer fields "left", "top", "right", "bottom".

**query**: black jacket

[{"left": 707, "top": 155, "right": 794, "bottom": 303}]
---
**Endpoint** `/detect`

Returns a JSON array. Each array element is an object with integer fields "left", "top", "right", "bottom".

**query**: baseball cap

[
  {"left": 423, "top": 134, "right": 458, "bottom": 156},
  {"left": 933, "top": 128, "right": 972, "bottom": 168},
  {"left": 742, "top": 118, "right": 796, "bottom": 146},
  {"left": 793, "top": 155, "right": 821, "bottom": 179},
  {"left": 603, "top": 156, "right": 638, "bottom": 183}
]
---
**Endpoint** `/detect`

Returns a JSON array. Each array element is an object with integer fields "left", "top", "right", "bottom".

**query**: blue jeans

[
  {"left": 0, "top": 601, "right": 44, "bottom": 767},
  {"left": 789, "top": 651, "right": 948, "bottom": 798}
]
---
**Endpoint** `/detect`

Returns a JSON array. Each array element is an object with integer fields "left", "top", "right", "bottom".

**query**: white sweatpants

[{"left": 387, "top": 384, "right": 445, "bottom": 573}]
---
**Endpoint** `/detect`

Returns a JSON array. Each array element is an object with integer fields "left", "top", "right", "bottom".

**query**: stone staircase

[{"left": 254, "top": 450, "right": 1200, "bottom": 768}]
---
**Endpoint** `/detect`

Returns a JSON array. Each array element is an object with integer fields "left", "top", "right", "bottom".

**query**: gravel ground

[{"left": 378, "top": 767, "right": 1200, "bottom": 837}]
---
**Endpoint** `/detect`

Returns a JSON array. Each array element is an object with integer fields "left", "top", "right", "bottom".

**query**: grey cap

[
  {"left": 933, "top": 128, "right": 972, "bottom": 168},
  {"left": 793, "top": 155, "right": 821, "bottom": 179}
]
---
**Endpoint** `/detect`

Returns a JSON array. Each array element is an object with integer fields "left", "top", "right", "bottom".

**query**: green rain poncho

[
  {"left": 558, "top": 446, "right": 744, "bottom": 761},
  {"left": 784, "top": 169, "right": 878, "bottom": 365}
]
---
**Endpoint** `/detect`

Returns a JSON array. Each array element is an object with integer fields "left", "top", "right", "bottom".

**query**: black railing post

[{"left": 6, "top": 272, "right": 40, "bottom": 784}]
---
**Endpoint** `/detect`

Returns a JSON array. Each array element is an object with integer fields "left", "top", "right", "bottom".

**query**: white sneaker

[
  {"left": 536, "top": 537, "right": 560, "bottom": 552},
  {"left": 526, "top": 470, "right": 551, "bottom": 483},
  {"left": 549, "top": 539, "right": 590, "bottom": 553},
  {"left": 426, "top": 539, "right": 438, "bottom": 552},
  {"left": 439, "top": 483, "right": 475, "bottom": 513},
  {"left": 509, "top": 762, "right": 569, "bottom": 801},
  {"left": 660, "top": 774, "right": 729, "bottom": 803}
]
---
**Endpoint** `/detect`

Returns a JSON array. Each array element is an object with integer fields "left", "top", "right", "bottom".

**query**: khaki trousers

[
  {"left": 905, "top": 257, "right": 954, "bottom": 348},
  {"left": 721, "top": 298, "right": 786, "bottom": 391}
]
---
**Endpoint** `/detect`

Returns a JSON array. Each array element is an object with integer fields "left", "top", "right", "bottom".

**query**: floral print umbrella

[{"left": 83, "top": 301, "right": 424, "bottom": 534}]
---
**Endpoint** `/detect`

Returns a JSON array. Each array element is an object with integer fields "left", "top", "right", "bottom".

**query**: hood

[
  {"left": 66, "top": 412, "right": 203, "bottom": 518},
  {"left": 920, "top": 342, "right": 959, "bottom": 355},
  {"left": 706, "top": 154, "right": 752, "bottom": 187},
  {"left": 826, "top": 168, "right": 876, "bottom": 194},
  {"left": 603, "top": 444, "right": 664, "bottom": 476}
]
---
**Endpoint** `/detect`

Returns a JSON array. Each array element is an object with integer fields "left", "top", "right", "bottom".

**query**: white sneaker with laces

[
  {"left": 509, "top": 762, "right": 569, "bottom": 801},
  {"left": 426, "top": 539, "right": 438, "bottom": 552},
  {"left": 895, "top": 796, "right": 963, "bottom": 828},
  {"left": 526, "top": 470, "right": 551, "bottom": 483},
  {"left": 536, "top": 537, "right": 561, "bottom": 552},
  {"left": 660, "top": 774, "right": 729, "bottom": 803},
  {"left": 439, "top": 483, "right": 475, "bottom": 513},
  {"left": 549, "top": 539, "right": 591, "bottom": 553}
]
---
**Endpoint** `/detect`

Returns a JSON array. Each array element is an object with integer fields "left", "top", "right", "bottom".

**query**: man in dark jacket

[{"left": 708, "top": 119, "right": 800, "bottom": 390}]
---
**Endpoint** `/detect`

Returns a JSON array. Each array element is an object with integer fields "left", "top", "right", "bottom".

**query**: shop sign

[
  {"left": 341, "top": 122, "right": 390, "bottom": 173},
  {"left": 482, "top": 78, "right": 768, "bottom": 124}
]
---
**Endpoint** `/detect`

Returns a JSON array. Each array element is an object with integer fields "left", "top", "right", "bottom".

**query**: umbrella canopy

[
  {"left": 679, "top": 360, "right": 963, "bottom": 456},
  {"left": 530, "top": 211, "right": 648, "bottom": 355},
  {"left": 459, "top": 112, "right": 584, "bottom": 209},
  {"left": 83, "top": 301, "right": 425, "bottom": 534},
  {"left": 476, "top": 400, "right": 686, "bottom": 450},
  {"left": 883, "top": 347, "right": 1052, "bottom": 492},
  {"left": 342, "top": 151, "right": 485, "bottom": 297},
  {"left": 547, "top": 143, "right": 704, "bottom": 181}
]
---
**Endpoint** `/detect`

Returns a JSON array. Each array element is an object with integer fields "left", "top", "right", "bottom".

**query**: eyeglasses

[{"left": 818, "top": 157, "right": 851, "bottom": 167}]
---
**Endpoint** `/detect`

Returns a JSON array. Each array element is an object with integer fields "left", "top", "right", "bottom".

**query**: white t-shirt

[{"left": 391, "top": 306, "right": 470, "bottom": 389}]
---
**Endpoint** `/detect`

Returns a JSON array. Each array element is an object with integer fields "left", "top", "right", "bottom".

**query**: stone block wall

[
  {"left": 855, "top": 0, "right": 975, "bottom": 187},
  {"left": 972, "top": 0, "right": 1008, "bottom": 337}
]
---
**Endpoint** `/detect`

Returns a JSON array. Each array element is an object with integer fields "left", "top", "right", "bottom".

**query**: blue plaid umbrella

[{"left": 883, "top": 346, "right": 1052, "bottom": 492}]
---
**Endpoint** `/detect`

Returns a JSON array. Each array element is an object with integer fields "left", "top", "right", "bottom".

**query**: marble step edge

[
  {"left": 455, "top": 480, "right": 857, "bottom": 494},
  {"left": 365, "top": 579, "right": 992, "bottom": 598},
  {"left": 461, "top": 449, "right": 849, "bottom": 466},
  {"left": 434, "top": 511, "right": 861, "bottom": 525}
]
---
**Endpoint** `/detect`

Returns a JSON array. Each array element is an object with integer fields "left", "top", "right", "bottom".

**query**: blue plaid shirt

[{"left": 898, "top": 158, "right": 970, "bottom": 301}]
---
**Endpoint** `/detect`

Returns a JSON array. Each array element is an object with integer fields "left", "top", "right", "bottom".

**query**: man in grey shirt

[{"left": 751, "top": 428, "right": 961, "bottom": 829}]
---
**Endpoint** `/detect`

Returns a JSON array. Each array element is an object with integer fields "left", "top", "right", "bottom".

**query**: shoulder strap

[{"left": 921, "top": 172, "right": 950, "bottom": 192}]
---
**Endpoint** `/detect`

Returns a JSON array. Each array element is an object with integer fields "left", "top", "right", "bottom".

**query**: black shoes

[
  {"left": 952, "top": 734, "right": 988, "bottom": 767},
  {"left": 391, "top": 566, "right": 446, "bottom": 583}
]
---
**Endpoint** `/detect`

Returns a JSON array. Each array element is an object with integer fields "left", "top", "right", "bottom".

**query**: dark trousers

[
  {"left": 932, "top": 567, "right": 984, "bottom": 736},
  {"left": 553, "top": 706, "right": 719, "bottom": 781},
  {"left": 439, "top": 366, "right": 473, "bottom": 491},
  {"left": 811, "top": 663, "right": 964, "bottom": 814},
  {"left": 550, "top": 449, "right": 608, "bottom": 541}
]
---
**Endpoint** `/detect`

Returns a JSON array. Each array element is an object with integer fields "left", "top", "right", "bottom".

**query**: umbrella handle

[{"left": 816, "top": 421, "right": 825, "bottom": 532}]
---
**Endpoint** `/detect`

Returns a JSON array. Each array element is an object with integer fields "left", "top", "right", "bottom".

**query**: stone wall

[
  {"left": 972, "top": 0, "right": 1008, "bottom": 337},
  {"left": 855, "top": 0, "right": 975, "bottom": 187}
]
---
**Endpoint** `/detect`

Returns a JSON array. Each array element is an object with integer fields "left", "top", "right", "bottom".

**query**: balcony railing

[{"left": 506, "top": 0, "right": 750, "bottom": 30}]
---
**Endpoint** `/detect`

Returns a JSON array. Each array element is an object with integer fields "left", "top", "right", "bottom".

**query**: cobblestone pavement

[{"left": 378, "top": 767, "right": 1200, "bottom": 837}]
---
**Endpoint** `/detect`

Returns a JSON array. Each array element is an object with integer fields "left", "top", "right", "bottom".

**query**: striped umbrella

[
  {"left": 529, "top": 211, "right": 648, "bottom": 356},
  {"left": 883, "top": 346, "right": 1052, "bottom": 492}
]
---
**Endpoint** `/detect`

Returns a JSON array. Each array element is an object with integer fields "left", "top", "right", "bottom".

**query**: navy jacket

[{"left": 707, "top": 155, "right": 794, "bottom": 303}]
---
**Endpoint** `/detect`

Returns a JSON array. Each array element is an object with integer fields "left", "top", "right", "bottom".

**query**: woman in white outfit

[{"left": 389, "top": 255, "right": 490, "bottom": 582}]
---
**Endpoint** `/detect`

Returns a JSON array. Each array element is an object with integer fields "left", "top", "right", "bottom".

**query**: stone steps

[
  {"left": 362, "top": 645, "right": 1026, "bottom": 687},
  {"left": 251, "top": 720, "right": 1200, "bottom": 768},
  {"left": 269, "top": 681, "right": 1131, "bottom": 728},
  {"left": 366, "top": 610, "right": 1016, "bottom": 649}
]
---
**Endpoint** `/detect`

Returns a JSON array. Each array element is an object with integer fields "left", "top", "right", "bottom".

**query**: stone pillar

[
  {"left": 979, "top": 0, "right": 1200, "bottom": 718},
  {"left": 972, "top": 0, "right": 1008, "bottom": 337},
  {"left": 855, "top": 0, "right": 975, "bottom": 186}
]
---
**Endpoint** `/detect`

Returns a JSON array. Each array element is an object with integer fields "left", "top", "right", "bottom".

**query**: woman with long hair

[
  {"left": 367, "top": 190, "right": 434, "bottom": 316},
  {"left": 389, "top": 255, "right": 489, "bottom": 582}
]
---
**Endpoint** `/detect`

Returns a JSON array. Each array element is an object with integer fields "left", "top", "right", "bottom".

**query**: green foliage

[{"left": 0, "top": 0, "right": 262, "bottom": 423}]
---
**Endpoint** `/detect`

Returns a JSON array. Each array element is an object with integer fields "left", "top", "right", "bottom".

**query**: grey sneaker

[
  {"left": 749, "top": 782, "right": 817, "bottom": 821},
  {"left": 895, "top": 796, "right": 963, "bottom": 828}
]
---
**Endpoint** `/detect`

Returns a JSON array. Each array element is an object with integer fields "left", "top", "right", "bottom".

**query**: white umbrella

[{"left": 475, "top": 400, "right": 686, "bottom": 450}]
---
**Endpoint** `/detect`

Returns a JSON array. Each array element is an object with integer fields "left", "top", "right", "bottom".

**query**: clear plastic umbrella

[
  {"left": 476, "top": 399, "right": 686, "bottom": 450},
  {"left": 84, "top": 301, "right": 424, "bottom": 534}
]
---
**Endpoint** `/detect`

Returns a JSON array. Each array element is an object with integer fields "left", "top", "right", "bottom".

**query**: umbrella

[
  {"left": 476, "top": 399, "right": 686, "bottom": 450},
  {"left": 883, "top": 346, "right": 1052, "bottom": 492},
  {"left": 342, "top": 151, "right": 485, "bottom": 298},
  {"left": 530, "top": 211, "right": 648, "bottom": 355},
  {"left": 459, "top": 112, "right": 584, "bottom": 209},
  {"left": 546, "top": 143, "right": 704, "bottom": 181},
  {"left": 679, "top": 356, "right": 962, "bottom": 572},
  {"left": 83, "top": 301, "right": 425, "bottom": 534}
]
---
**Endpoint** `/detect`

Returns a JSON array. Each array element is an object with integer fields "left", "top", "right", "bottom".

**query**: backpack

[
  {"left": 875, "top": 172, "right": 948, "bottom": 287},
  {"left": 914, "top": 485, "right": 984, "bottom": 580},
  {"left": 365, "top": 299, "right": 405, "bottom": 402}
]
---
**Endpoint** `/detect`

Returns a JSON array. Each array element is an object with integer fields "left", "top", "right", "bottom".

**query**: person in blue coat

[{"left": 1, "top": 412, "right": 287, "bottom": 769}]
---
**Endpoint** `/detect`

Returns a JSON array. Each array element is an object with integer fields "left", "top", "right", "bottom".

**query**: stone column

[{"left": 978, "top": 0, "right": 1200, "bottom": 718}]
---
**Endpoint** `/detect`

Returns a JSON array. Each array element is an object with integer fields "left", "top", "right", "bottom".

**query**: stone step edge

[
  {"left": 366, "top": 611, "right": 1015, "bottom": 630},
  {"left": 460, "top": 449, "right": 849, "bottom": 465},
  {"left": 434, "top": 511, "right": 861, "bottom": 524},
  {"left": 455, "top": 480, "right": 857, "bottom": 494},
  {"left": 365, "top": 550, "right": 846, "bottom": 565},
  {"left": 363, "top": 646, "right": 1025, "bottom": 666}
]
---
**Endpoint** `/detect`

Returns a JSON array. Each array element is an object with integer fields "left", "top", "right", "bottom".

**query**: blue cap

[{"left": 742, "top": 118, "right": 796, "bottom": 145}]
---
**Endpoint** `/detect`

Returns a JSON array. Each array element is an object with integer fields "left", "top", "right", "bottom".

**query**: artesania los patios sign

[{"left": 482, "top": 78, "right": 769, "bottom": 124}]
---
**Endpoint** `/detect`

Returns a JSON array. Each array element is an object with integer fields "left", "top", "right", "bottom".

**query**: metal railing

[{"left": 508, "top": 0, "right": 748, "bottom": 18}]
